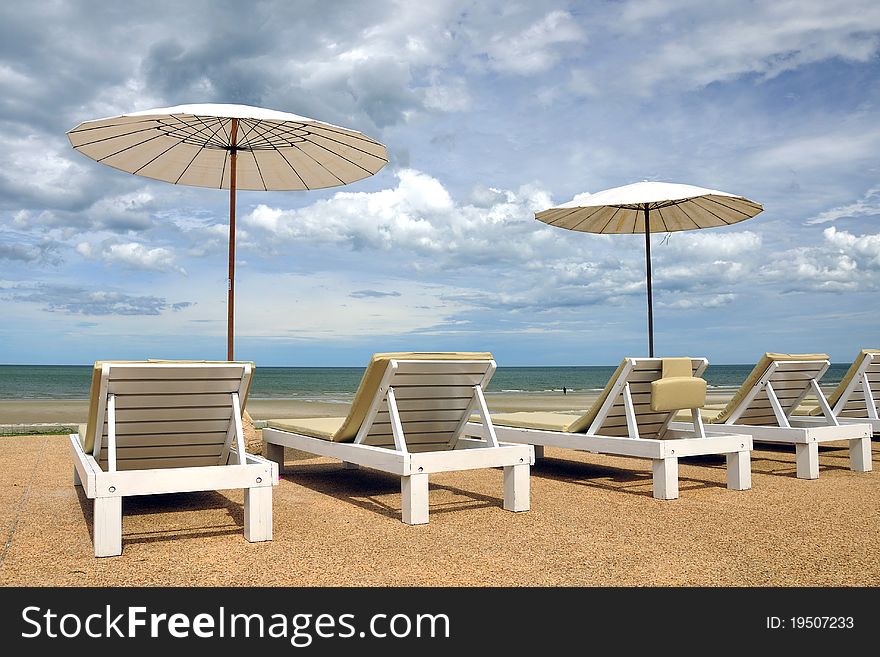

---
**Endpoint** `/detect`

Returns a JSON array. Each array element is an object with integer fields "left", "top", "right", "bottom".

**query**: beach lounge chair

[
  {"left": 262, "top": 352, "right": 532, "bottom": 525},
  {"left": 464, "top": 357, "right": 753, "bottom": 500},
  {"left": 798, "top": 349, "right": 879, "bottom": 435},
  {"left": 68, "top": 360, "right": 278, "bottom": 557},
  {"left": 668, "top": 353, "right": 872, "bottom": 480}
]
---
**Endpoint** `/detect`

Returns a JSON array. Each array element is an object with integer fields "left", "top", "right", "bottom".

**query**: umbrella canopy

[
  {"left": 68, "top": 103, "right": 388, "bottom": 358},
  {"left": 536, "top": 181, "right": 763, "bottom": 356}
]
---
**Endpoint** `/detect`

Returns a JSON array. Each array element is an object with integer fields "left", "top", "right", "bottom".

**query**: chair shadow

[
  {"left": 746, "top": 442, "right": 868, "bottom": 478},
  {"left": 74, "top": 486, "right": 244, "bottom": 548},
  {"left": 278, "top": 463, "right": 501, "bottom": 521},
  {"left": 531, "top": 455, "right": 726, "bottom": 498}
]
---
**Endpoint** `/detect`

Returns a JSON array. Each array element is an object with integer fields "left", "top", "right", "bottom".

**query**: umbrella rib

[
  {"left": 276, "top": 146, "right": 314, "bottom": 190},
  {"left": 655, "top": 206, "right": 669, "bottom": 232},
  {"left": 698, "top": 195, "right": 762, "bottom": 217},
  {"left": 130, "top": 114, "right": 217, "bottom": 177},
  {"left": 172, "top": 117, "right": 228, "bottom": 185},
  {"left": 542, "top": 207, "right": 583, "bottom": 226},
  {"left": 69, "top": 116, "right": 179, "bottom": 134},
  {"left": 88, "top": 131, "right": 169, "bottom": 163},
  {"left": 71, "top": 124, "right": 169, "bottom": 148},
  {"left": 282, "top": 138, "right": 349, "bottom": 187},
  {"left": 130, "top": 138, "right": 187, "bottom": 176},
  {"left": 674, "top": 203, "right": 702, "bottom": 229},
  {"left": 300, "top": 132, "right": 388, "bottom": 174},
  {"left": 292, "top": 120, "right": 387, "bottom": 149},
  {"left": 590, "top": 206, "right": 624, "bottom": 234},
  {"left": 238, "top": 120, "right": 269, "bottom": 191},
  {"left": 686, "top": 198, "right": 734, "bottom": 225},
  {"left": 270, "top": 120, "right": 387, "bottom": 165}
]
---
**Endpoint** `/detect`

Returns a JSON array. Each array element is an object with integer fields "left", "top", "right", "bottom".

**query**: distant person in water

[{"left": 563, "top": 386, "right": 567, "bottom": 395}]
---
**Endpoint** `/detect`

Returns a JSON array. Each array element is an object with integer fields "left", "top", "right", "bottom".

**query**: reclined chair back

[
  {"left": 713, "top": 353, "right": 835, "bottom": 428},
  {"left": 84, "top": 361, "right": 254, "bottom": 472},
  {"left": 331, "top": 352, "right": 497, "bottom": 453}
]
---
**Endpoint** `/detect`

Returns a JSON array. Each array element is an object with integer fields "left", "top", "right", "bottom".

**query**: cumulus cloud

[
  {"left": 760, "top": 227, "right": 880, "bottom": 292},
  {"left": 6, "top": 283, "right": 193, "bottom": 316},
  {"left": 76, "top": 240, "right": 186, "bottom": 274},
  {"left": 242, "top": 168, "right": 555, "bottom": 265}
]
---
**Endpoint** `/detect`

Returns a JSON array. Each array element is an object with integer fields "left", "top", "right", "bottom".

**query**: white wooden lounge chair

[
  {"left": 68, "top": 360, "right": 278, "bottom": 557},
  {"left": 798, "top": 349, "right": 879, "bottom": 435},
  {"left": 262, "top": 352, "right": 532, "bottom": 525},
  {"left": 668, "top": 353, "right": 872, "bottom": 480},
  {"left": 465, "top": 357, "right": 753, "bottom": 500}
]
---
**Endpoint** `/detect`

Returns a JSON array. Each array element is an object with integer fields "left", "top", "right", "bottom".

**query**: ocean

[{"left": 0, "top": 363, "right": 851, "bottom": 402}]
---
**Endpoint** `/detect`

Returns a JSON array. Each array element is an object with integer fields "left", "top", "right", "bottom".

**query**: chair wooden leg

[
  {"left": 263, "top": 441, "right": 285, "bottom": 471},
  {"left": 652, "top": 457, "right": 679, "bottom": 500},
  {"left": 73, "top": 466, "right": 81, "bottom": 487},
  {"left": 401, "top": 473, "right": 429, "bottom": 525},
  {"left": 795, "top": 443, "right": 819, "bottom": 479},
  {"left": 849, "top": 436, "right": 872, "bottom": 472},
  {"left": 342, "top": 461, "right": 359, "bottom": 470},
  {"left": 244, "top": 487, "right": 273, "bottom": 542},
  {"left": 503, "top": 463, "right": 530, "bottom": 512},
  {"left": 93, "top": 497, "right": 122, "bottom": 557},
  {"left": 533, "top": 445, "right": 545, "bottom": 460},
  {"left": 726, "top": 450, "right": 752, "bottom": 490}
]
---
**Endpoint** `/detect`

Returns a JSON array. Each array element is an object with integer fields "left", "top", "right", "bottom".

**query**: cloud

[
  {"left": 760, "top": 226, "right": 880, "bottom": 292},
  {"left": 6, "top": 283, "right": 194, "bottom": 316},
  {"left": 76, "top": 240, "right": 186, "bottom": 274},
  {"left": 805, "top": 186, "right": 880, "bottom": 224},
  {"left": 616, "top": 0, "right": 880, "bottom": 92},
  {"left": 660, "top": 293, "right": 737, "bottom": 309},
  {"left": 479, "top": 9, "right": 586, "bottom": 75},
  {"left": 0, "top": 238, "right": 61, "bottom": 264},
  {"left": 85, "top": 191, "right": 157, "bottom": 232},
  {"left": 242, "top": 168, "right": 555, "bottom": 266},
  {"left": 349, "top": 290, "right": 401, "bottom": 298}
]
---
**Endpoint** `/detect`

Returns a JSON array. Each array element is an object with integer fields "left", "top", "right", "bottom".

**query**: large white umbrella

[
  {"left": 536, "top": 181, "right": 763, "bottom": 356},
  {"left": 68, "top": 103, "right": 388, "bottom": 359}
]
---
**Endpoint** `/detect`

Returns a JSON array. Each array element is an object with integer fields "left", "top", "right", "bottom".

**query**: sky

[{"left": 1, "top": 0, "right": 879, "bottom": 366}]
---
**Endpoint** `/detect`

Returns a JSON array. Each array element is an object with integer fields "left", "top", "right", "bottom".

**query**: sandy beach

[{"left": 0, "top": 393, "right": 877, "bottom": 587}]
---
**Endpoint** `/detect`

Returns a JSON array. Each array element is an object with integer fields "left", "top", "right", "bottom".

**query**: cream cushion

[
  {"left": 810, "top": 349, "right": 880, "bottom": 416},
  {"left": 708, "top": 353, "right": 828, "bottom": 424},
  {"left": 650, "top": 357, "right": 707, "bottom": 412},
  {"left": 268, "top": 352, "right": 494, "bottom": 443},
  {"left": 651, "top": 377, "right": 707, "bottom": 412}
]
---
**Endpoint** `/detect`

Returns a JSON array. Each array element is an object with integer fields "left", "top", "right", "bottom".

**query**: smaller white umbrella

[{"left": 536, "top": 181, "right": 763, "bottom": 356}]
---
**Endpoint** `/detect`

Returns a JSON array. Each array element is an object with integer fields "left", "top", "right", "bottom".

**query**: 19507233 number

[
  {"left": 791, "top": 617, "right": 854, "bottom": 629},
  {"left": 766, "top": 616, "right": 854, "bottom": 629}
]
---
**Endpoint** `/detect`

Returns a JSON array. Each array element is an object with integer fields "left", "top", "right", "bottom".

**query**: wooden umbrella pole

[
  {"left": 227, "top": 118, "right": 238, "bottom": 361},
  {"left": 644, "top": 205, "right": 654, "bottom": 358}
]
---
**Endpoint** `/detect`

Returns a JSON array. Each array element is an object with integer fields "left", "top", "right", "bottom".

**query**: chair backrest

[
  {"left": 712, "top": 353, "right": 829, "bottom": 426},
  {"left": 567, "top": 357, "right": 708, "bottom": 438},
  {"left": 330, "top": 352, "right": 496, "bottom": 452},
  {"left": 821, "top": 349, "right": 880, "bottom": 419},
  {"left": 84, "top": 361, "right": 254, "bottom": 471}
]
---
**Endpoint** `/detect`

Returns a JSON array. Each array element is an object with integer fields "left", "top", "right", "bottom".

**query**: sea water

[{"left": 0, "top": 363, "right": 851, "bottom": 402}]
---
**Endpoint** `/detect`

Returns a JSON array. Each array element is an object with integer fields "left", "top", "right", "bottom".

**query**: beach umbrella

[
  {"left": 67, "top": 103, "right": 388, "bottom": 359},
  {"left": 536, "top": 181, "right": 762, "bottom": 357}
]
